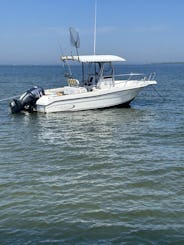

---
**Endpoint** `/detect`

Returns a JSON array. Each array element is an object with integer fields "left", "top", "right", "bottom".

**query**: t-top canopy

[{"left": 61, "top": 55, "right": 126, "bottom": 63}]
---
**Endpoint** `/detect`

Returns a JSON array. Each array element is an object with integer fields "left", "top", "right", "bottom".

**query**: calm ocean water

[{"left": 0, "top": 64, "right": 183, "bottom": 244}]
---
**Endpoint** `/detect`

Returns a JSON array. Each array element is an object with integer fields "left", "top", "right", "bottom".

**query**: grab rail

[
  {"left": 148, "top": 72, "right": 156, "bottom": 81},
  {"left": 113, "top": 72, "right": 156, "bottom": 81},
  {"left": 114, "top": 73, "right": 144, "bottom": 77}
]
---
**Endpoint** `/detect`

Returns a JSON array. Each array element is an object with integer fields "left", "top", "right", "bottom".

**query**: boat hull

[{"left": 36, "top": 87, "right": 142, "bottom": 113}]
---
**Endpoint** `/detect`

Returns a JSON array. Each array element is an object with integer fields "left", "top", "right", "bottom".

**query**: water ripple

[{"left": 0, "top": 65, "right": 184, "bottom": 244}]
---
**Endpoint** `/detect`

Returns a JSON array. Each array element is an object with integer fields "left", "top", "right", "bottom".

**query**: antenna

[
  {"left": 93, "top": 0, "right": 97, "bottom": 55},
  {"left": 69, "top": 27, "right": 80, "bottom": 58}
]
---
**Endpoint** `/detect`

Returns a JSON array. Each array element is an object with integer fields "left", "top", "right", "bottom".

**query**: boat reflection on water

[{"left": 35, "top": 107, "right": 155, "bottom": 151}]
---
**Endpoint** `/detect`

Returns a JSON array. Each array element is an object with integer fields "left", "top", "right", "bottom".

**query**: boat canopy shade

[{"left": 61, "top": 55, "right": 126, "bottom": 63}]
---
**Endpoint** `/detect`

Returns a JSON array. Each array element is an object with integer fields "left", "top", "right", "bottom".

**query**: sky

[{"left": 0, "top": 0, "right": 184, "bottom": 64}]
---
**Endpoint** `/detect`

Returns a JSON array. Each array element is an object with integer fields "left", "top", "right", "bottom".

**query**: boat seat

[{"left": 68, "top": 78, "right": 80, "bottom": 87}]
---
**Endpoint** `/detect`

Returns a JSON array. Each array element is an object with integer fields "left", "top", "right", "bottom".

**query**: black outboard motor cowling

[{"left": 10, "top": 86, "right": 44, "bottom": 113}]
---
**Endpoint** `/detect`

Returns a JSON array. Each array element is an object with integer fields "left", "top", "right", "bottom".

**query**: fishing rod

[
  {"left": 58, "top": 39, "right": 72, "bottom": 78},
  {"left": 0, "top": 95, "right": 21, "bottom": 102},
  {"left": 69, "top": 27, "right": 80, "bottom": 60},
  {"left": 151, "top": 84, "right": 165, "bottom": 101},
  {"left": 0, "top": 80, "right": 41, "bottom": 103},
  {"left": 94, "top": 0, "right": 97, "bottom": 55}
]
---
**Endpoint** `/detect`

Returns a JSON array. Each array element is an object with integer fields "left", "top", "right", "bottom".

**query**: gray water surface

[{"left": 0, "top": 64, "right": 183, "bottom": 244}]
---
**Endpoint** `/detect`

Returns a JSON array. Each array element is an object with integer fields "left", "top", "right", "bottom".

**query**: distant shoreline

[
  {"left": 151, "top": 62, "right": 184, "bottom": 64},
  {"left": 1, "top": 62, "right": 184, "bottom": 66}
]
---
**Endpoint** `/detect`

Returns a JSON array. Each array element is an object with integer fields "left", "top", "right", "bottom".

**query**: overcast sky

[{"left": 0, "top": 0, "right": 184, "bottom": 64}]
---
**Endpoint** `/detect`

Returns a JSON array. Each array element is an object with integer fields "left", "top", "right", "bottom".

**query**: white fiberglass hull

[
  {"left": 36, "top": 80, "right": 156, "bottom": 113},
  {"left": 37, "top": 89, "right": 138, "bottom": 113}
]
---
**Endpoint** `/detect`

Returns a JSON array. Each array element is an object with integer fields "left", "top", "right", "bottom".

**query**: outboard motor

[{"left": 10, "top": 86, "right": 44, "bottom": 113}]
